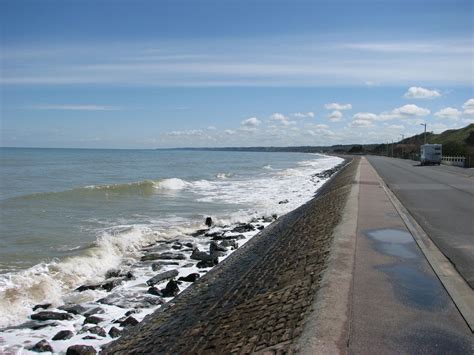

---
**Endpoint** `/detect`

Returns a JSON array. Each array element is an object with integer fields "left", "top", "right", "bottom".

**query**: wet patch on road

[
  {"left": 366, "top": 228, "right": 417, "bottom": 259},
  {"left": 365, "top": 228, "right": 448, "bottom": 311},
  {"left": 377, "top": 264, "right": 448, "bottom": 311}
]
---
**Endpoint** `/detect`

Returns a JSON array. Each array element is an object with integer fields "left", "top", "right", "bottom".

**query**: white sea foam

[{"left": 154, "top": 178, "right": 190, "bottom": 190}]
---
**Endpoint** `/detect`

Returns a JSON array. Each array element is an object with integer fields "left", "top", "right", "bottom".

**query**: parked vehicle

[{"left": 420, "top": 144, "right": 442, "bottom": 165}]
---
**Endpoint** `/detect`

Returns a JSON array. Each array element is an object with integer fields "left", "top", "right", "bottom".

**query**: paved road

[{"left": 367, "top": 156, "right": 474, "bottom": 288}]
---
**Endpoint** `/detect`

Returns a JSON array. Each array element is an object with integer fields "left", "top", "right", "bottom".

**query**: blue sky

[{"left": 1, "top": 0, "right": 473, "bottom": 148}]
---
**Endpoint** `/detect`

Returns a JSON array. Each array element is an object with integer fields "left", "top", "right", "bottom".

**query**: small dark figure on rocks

[{"left": 205, "top": 217, "right": 213, "bottom": 227}]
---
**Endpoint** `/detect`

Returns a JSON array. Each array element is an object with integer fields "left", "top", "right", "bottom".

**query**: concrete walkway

[
  {"left": 299, "top": 157, "right": 473, "bottom": 354},
  {"left": 350, "top": 158, "right": 472, "bottom": 353}
]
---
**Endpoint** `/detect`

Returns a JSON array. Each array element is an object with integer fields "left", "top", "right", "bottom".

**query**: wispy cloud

[
  {"left": 1, "top": 37, "right": 472, "bottom": 87},
  {"left": 404, "top": 86, "right": 441, "bottom": 99},
  {"left": 29, "top": 104, "right": 121, "bottom": 111}
]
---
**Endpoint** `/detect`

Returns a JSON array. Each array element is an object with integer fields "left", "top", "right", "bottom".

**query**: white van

[{"left": 420, "top": 144, "right": 442, "bottom": 165}]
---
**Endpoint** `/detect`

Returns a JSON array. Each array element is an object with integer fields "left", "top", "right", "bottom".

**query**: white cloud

[
  {"left": 327, "top": 110, "right": 343, "bottom": 122},
  {"left": 29, "top": 104, "right": 120, "bottom": 111},
  {"left": 207, "top": 125, "right": 217, "bottom": 130},
  {"left": 350, "top": 112, "right": 377, "bottom": 128},
  {"left": 292, "top": 111, "right": 314, "bottom": 118},
  {"left": 165, "top": 129, "right": 204, "bottom": 136},
  {"left": 388, "top": 125, "right": 404, "bottom": 130},
  {"left": 378, "top": 104, "right": 430, "bottom": 121},
  {"left": 240, "top": 117, "right": 261, "bottom": 130},
  {"left": 224, "top": 129, "right": 236, "bottom": 135},
  {"left": 270, "top": 113, "right": 295, "bottom": 126},
  {"left": 324, "top": 103, "right": 352, "bottom": 110},
  {"left": 434, "top": 107, "right": 462, "bottom": 120},
  {"left": 364, "top": 81, "right": 380, "bottom": 87},
  {"left": 462, "top": 98, "right": 474, "bottom": 116},
  {"left": 404, "top": 86, "right": 441, "bottom": 99}
]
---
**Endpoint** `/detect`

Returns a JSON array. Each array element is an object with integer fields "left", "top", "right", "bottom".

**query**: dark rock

[
  {"left": 76, "top": 277, "right": 123, "bottom": 292},
  {"left": 141, "top": 252, "right": 186, "bottom": 261},
  {"left": 272, "top": 214, "right": 278, "bottom": 220},
  {"left": 108, "top": 326, "right": 122, "bottom": 338},
  {"left": 171, "top": 244, "right": 182, "bottom": 250},
  {"left": 59, "top": 304, "right": 87, "bottom": 315},
  {"left": 211, "top": 234, "right": 245, "bottom": 241},
  {"left": 204, "top": 231, "right": 223, "bottom": 238},
  {"left": 87, "top": 326, "right": 106, "bottom": 337},
  {"left": 83, "top": 307, "right": 104, "bottom": 317},
  {"left": 161, "top": 280, "right": 180, "bottom": 297},
  {"left": 232, "top": 223, "right": 255, "bottom": 233},
  {"left": 184, "top": 242, "right": 195, "bottom": 248},
  {"left": 120, "top": 316, "right": 139, "bottom": 327},
  {"left": 66, "top": 345, "right": 97, "bottom": 353},
  {"left": 97, "top": 294, "right": 163, "bottom": 309},
  {"left": 197, "top": 259, "right": 218, "bottom": 268},
  {"left": 151, "top": 261, "right": 180, "bottom": 271},
  {"left": 52, "top": 330, "right": 74, "bottom": 340},
  {"left": 30, "top": 339, "right": 53, "bottom": 352},
  {"left": 191, "top": 229, "right": 208, "bottom": 237},
  {"left": 190, "top": 249, "right": 217, "bottom": 264},
  {"left": 219, "top": 240, "right": 238, "bottom": 249},
  {"left": 262, "top": 216, "right": 274, "bottom": 223},
  {"left": 83, "top": 315, "right": 103, "bottom": 325},
  {"left": 278, "top": 199, "right": 289, "bottom": 204},
  {"left": 178, "top": 273, "right": 200, "bottom": 282},
  {"left": 257, "top": 225, "right": 265, "bottom": 230},
  {"left": 146, "top": 269, "right": 179, "bottom": 286},
  {"left": 81, "top": 336, "right": 96, "bottom": 340},
  {"left": 32, "top": 304, "right": 51, "bottom": 311},
  {"left": 125, "top": 309, "right": 139, "bottom": 316},
  {"left": 205, "top": 217, "right": 213, "bottom": 227},
  {"left": 147, "top": 286, "right": 161, "bottom": 296},
  {"left": 31, "top": 311, "right": 73, "bottom": 321},
  {"left": 209, "top": 241, "right": 227, "bottom": 257}
]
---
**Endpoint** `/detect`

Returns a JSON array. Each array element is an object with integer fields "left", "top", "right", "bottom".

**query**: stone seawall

[{"left": 104, "top": 158, "right": 358, "bottom": 354}]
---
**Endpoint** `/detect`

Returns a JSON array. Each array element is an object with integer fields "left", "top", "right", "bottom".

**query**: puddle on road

[
  {"left": 365, "top": 228, "right": 448, "bottom": 311},
  {"left": 366, "top": 228, "right": 417, "bottom": 259},
  {"left": 378, "top": 264, "right": 448, "bottom": 311}
]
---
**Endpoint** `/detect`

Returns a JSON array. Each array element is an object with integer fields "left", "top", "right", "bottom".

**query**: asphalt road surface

[{"left": 367, "top": 156, "right": 474, "bottom": 289}]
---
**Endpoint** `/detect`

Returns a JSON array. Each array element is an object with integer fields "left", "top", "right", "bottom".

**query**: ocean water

[{"left": 0, "top": 147, "right": 342, "bottom": 352}]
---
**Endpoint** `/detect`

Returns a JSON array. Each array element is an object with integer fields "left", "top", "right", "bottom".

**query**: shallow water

[{"left": 0, "top": 148, "right": 343, "bottom": 340}]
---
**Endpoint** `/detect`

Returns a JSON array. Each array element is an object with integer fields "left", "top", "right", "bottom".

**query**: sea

[{"left": 0, "top": 147, "right": 343, "bottom": 353}]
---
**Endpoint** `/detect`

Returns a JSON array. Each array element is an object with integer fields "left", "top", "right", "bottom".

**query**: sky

[{"left": 1, "top": 0, "right": 473, "bottom": 148}]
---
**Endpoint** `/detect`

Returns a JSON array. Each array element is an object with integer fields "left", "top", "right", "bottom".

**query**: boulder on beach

[
  {"left": 211, "top": 233, "right": 245, "bottom": 241},
  {"left": 178, "top": 273, "right": 200, "bottom": 282},
  {"left": 9, "top": 320, "right": 59, "bottom": 330},
  {"left": 209, "top": 241, "right": 227, "bottom": 256},
  {"left": 151, "top": 261, "right": 180, "bottom": 271},
  {"left": 205, "top": 217, "right": 213, "bottom": 227},
  {"left": 161, "top": 280, "right": 180, "bottom": 297},
  {"left": 197, "top": 259, "right": 218, "bottom": 268},
  {"left": 120, "top": 316, "right": 139, "bottom": 327},
  {"left": 83, "top": 315, "right": 104, "bottom": 325},
  {"left": 278, "top": 199, "right": 289, "bottom": 204},
  {"left": 190, "top": 249, "right": 217, "bottom": 263},
  {"left": 87, "top": 326, "right": 107, "bottom": 337},
  {"left": 52, "top": 330, "right": 74, "bottom": 340},
  {"left": 108, "top": 326, "right": 122, "bottom": 338},
  {"left": 219, "top": 240, "right": 238, "bottom": 249},
  {"left": 58, "top": 304, "right": 87, "bottom": 315},
  {"left": 82, "top": 307, "right": 105, "bottom": 317},
  {"left": 146, "top": 269, "right": 179, "bottom": 286},
  {"left": 66, "top": 344, "right": 97, "bottom": 355},
  {"left": 98, "top": 293, "right": 163, "bottom": 309},
  {"left": 141, "top": 252, "right": 186, "bottom": 261},
  {"left": 31, "top": 311, "right": 73, "bottom": 322},
  {"left": 231, "top": 223, "right": 255, "bottom": 233},
  {"left": 76, "top": 277, "right": 123, "bottom": 292},
  {"left": 30, "top": 339, "right": 53, "bottom": 352}
]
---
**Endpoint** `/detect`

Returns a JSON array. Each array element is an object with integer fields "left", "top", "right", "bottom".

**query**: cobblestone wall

[{"left": 103, "top": 158, "right": 357, "bottom": 354}]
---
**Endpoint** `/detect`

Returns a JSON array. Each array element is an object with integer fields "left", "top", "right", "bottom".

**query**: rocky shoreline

[
  {"left": 0, "top": 160, "right": 349, "bottom": 354},
  {"left": 103, "top": 158, "right": 356, "bottom": 354}
]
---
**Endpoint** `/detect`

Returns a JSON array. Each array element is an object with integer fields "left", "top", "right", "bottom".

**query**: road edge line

[{"left": 375, "top": 164, "right": 474, "bottom": 332}]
